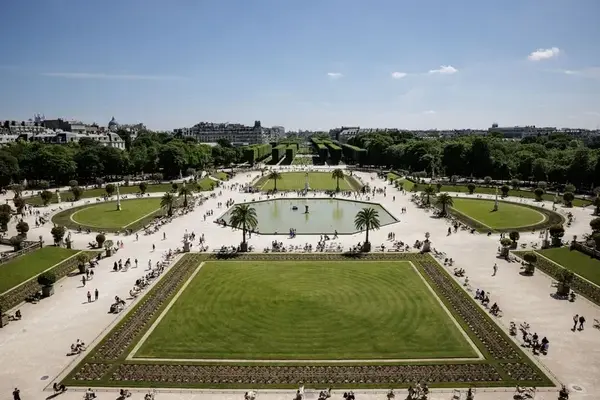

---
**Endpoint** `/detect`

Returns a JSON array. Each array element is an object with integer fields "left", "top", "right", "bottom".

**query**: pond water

[{"left": 221, "top": 198, "right": 398, "bottom": 235}]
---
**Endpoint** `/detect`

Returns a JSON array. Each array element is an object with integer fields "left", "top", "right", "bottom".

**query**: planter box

[
  {"left": 556, "top": 282, "right": 570, "bottom": 296},
  {"left": 41, "top": 285, "right": 54, "bottom": 298}
]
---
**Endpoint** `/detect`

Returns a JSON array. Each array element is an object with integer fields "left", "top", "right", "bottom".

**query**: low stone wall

[
  {"left": 0, "top": 241, "right": 41, "bottom": 266},
  {"left": 0, "top": 251, "right": 83, "bottom": 312}
]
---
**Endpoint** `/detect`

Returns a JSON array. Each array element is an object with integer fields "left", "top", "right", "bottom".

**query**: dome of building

[{"left": 108, "top": 117, "right": 119, "bottom": 131}]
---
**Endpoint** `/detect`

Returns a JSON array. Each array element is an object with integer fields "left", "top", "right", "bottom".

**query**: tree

[
  {"left": 484, "top": 176, "right": 492, "bottom": 186},
  {"left": 0, "top": 212, "right": 10, "bottom": 232},
  {"left": 13, "top": 197, "right": 25, "bottom": 214},
  {"left": 178, "top": 184, "right": 193, "bottom": 208},
  {"left": 161, "top": 193, "right": 175, "bottom": 216},
  {"left": 563, "top": 192, "right": 575, "bottom": 207},
  {"left": 37, "top": 271, "right": 57, "bottom": 287},
  {"left": 68, "top": 179, "right": 78, "bottom": 187},
  {"left": 523, "top": 252, "right": 537, "bottom": 264},
  {"left": 171, "top": 182, "right": 179, "bottom": 192},
  {"left": 549, "top": 224, "right": 565, "bottom": 247},
  {"left": 564, "top": 183, "right": 576, "bottom": 194},
  {"left": 105, "top": 183, "right": 115, "bottom": 196},
  {"left": 51, "top": 225, "right": 66, "bottom": 245},
  {"left": 436, "top": 182, "right": 442, "bottom": 192},
  {"left": 590, "top": 217, "right": 600, "bottom": 233},
  {"left": 501, "top": 185, "right": 510, "bottom": 196},
  {"left": 95, "top": 177, "right": 104, "bottom": 187},
  {"left": 467, "top": 183, "right": 476, "bottom": 194},
  {"left": 10, "top": 184, "right": 24, "bottom": 198},
  {"left": 331, "top": 169, "right": 345, "bottom": 192},
  {"left": 537, "top": 181, "right": 547, "bottom": 190},
  {"left": 534, "top": 187, "right": 544, "bottom": 202},
  {"left": 139, "top": 181, "right": 148, "bottom": 194},
  {"left": 9, "top": 235, "right": 24, "bottom": 251},
  {"left": 423, "top": 185, "right": 436, "bottom": 205},
  {"left": 76, "top": 253, "right": 91, "bottom": 273},
  {"left": 16, "top": 221, "right": 29, "bottom": 238},
  {"left": 40, "top": 190, "right": 54, "bottom": 206},
  {"left": 354, "top": 207, "right": 381, "bottom": 252},
  {"left": 96, "top": 233, "right": 106, "bottom": 248},
  {"left": 268, "top": 171, "right": 282, "bottom": 191},
  {"left": 510, "top": 179, "right": 521, "bottom": 190},
  {"left": 0, "top": 151, "right": 19, "bottom": 188},
  {"left": 594, "top": 196, "right": 600, "bottom": 216},
  {"left": 71, "top": 186, "right": 84, "bottom": 201},
  {"left": 38, "top": 180, "right": 49, "bottom": 190},
  {"left": 435, "top": 193, "right": 454, "bottom": 216},
  {"left": 228, "top": 203, "right": 258, "bottom": 252}
]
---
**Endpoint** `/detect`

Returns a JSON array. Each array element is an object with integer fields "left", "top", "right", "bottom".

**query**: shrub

[
  {"left": 51, "top": 225, "right": 66, "bottom": 245},
  {"left": 0, "top": 212, "right": 10, "bottom": 232},
  {"left": 467, "top": 183, "right": 476, "bottom": 194},
  {"left": 537, "top": 181, "right": 547, "bottom": 190},
  {"left": 592, "top": 232, "right": 600, "bottom": 250},
  {"left": 96, "top": 233, "right": 106, "bottom": 248},
  {"left": 563, "top": 192, "right": 575, "bottom": 207},
  {"left": 436, "top": 182, "right": 442, "bottom": 192},
  {"left": 16, "top": 221, "right": 29, "bottom": 237},
  {"left": 68, "top": 179, "right": 78, "bottom": 188},
  {"left": 71, "top": 186, "right": 84, "bottom": 201},
  {"left": 37, "top": 271, "right": 57, "bottom": 287},
  {"left": 76, "top": 252, "right": 90, "bottom": 266},
  {"left": 185, "top": 167, "right": 196, "bottom": 177},
  {"left": 511, "top": 178, "right": 521, "bottom": 190},
  {"left": 549, "top": 224, "right": 565, "bottom": 246},
  {"left": 523, "top": 252, "right": 537, "bottom": 264},
  {"left": 534, "top": 187, "right": 544, "bottom": 201},
  {"left": 590, "top": 217, "right": 600, "bottom": 233},
  {"left": 171, "top": 182, "right": 179, "bottom": 192},
  {"left": 38, "top": 180, "right": 50, "bottom": 190},
  {"left": 501, "top": 185, "right": 510, "bottom": 196},
  {"left": 95, "top": 177, "right": 104, "bottom": 187},
  {"left": 484, "top": 176, "right": 492, "bottom": 185},
  {"left": 557, "top": 269, "right": 575, "bottom": 285},
  {"left": 152, "top": 173, "right": 163, "bottom": 182},
  {"left": 500, "top": 238, "right": 513, "bottom": 247},
  {"left": 105, "top": 183, "right": 115, "bottom": 196},
  {"left": 9, "top": 235, "right": 24, "bottom": 251},
  {"left": 139, "top": 182, "right": 148, "bottom": 194},
  {"left": 104, "top": 239, "right": 114, "bottom": 249},
  {"left": 509, "top": 231, "right": 520, "bottom": 242},
  {"left": 40, "top": 190, "right": 54, "bottom": 206},
  {"left": 564, "top": 184, "right": 576, "bottom": 194}
]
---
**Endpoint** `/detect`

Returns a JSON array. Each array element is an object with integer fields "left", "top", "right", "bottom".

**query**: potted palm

[
  {"left": 38, "top": 271, "right": 57, "bottom": 297},
  {"left": 509, "top": 231, "right": 520, "bottom": 249},
  {"left": 228, "top": 204, "right": 258, "bottom": 252},
  {"left": 104, "top": 240, "right": 114, "bottom": 257},
  {"left": 499, "top": 237, "right": 512, "bottom": 258},
  {"left": 354, "top": 207, "right": 381, "bottom": 252},
  {"left": 556, "top": 269, "right": 575, "bottom": 297},
  {"left": 76, "top": 253, "right": 90, "bottom": 274},
  {"left": 522, "top": 252, "right": 537, "bottom": 275}
]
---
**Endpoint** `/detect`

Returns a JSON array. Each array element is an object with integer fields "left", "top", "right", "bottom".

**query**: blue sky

[{"left": 1, "top": 0, "right": 599, "bottom": 131}]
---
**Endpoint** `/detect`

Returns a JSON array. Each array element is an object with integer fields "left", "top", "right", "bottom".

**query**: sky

[{"left": 1, "top": 0, "right": 599, "bottom": 131}]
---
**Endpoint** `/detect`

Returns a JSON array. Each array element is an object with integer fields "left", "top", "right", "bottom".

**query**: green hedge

[
  {"left": 243, "top": 144, "right": 272, "bottom": 164},
  {"left": 342, "top": 143, "right": 367, "bottom": 165},
  {"left": 271, "top": 144, "right": 287, "bottom": 163}
]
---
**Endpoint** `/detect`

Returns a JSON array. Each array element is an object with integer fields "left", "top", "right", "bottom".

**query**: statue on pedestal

[
  {"left": 304, "top": 172, "right": 310, "bottom": 192},
  {"left": 116, "top": 183, "right": 122, "bottom": 211},
  {"left": 493, "top": 186, "right": 499, "bottom": 211},
  {"left": 56, "top": 190, "right": 61, "bottom": 204}
]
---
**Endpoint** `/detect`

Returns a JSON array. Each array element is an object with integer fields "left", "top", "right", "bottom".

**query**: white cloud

[
  {"left": 41, "top": 72, "right": 183, "bottom": 80},
  {"left": 327, "top": 72, "right": 343, "bottom": 79},
  {"left": 391, "top": 72, "right": 407, "bottom": 79},
  {"left": 428, "top": 65, "right": 458, "bottom": 75},
  {"left": 563, "top": 67, "right": 600, "bottom": 79},
  {"left": 527, "top": 47, "right": 560, "bottom": 61},
  {"left": 584, "top": 111, "right": 600, "bottom": 117},
  {"left": 422, "top": 110, "right": 436, "bottom": 115}
]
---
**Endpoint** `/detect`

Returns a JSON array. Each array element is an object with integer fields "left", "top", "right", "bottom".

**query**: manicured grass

[
  {"left": 257, "top": 172, "right": 352, "bottom": 191},
  {"left": 136, "top": 261, "right": 476, "bottom": 360},
  {"left": 450, "top": 198, "right": 545, "bottom": 229},
  {"left": 0, "top": 247, "right": 79, "bottom": 294},
  {"left": 292, "top": 156, "right": 314, "bottom": 165},
  {"left": 25, "top": 181, "right": 214, "bottom": 206},
  {"left": 397, "top": 179, "right": 415, "bottom": 192},
  {"left": 210, "top": 172, "right": 229, "bottom": 181},
  {"left": 70, "top": 198, "right": 162, "bottom": 229},
  {"left": 536, "top": 247, "right": 600, "bottom": 287},
  {"left": 197, "top": 176, "right": 216, "bottom": 191},
  {"left": 431, "top": 184, "right": 590, "bottom": 207},
  {"left": 386, "top": 172, "right": 401, "bottom": 181}
]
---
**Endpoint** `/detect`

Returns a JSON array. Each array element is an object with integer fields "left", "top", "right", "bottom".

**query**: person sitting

[
  {"left": 120, "top": 388, "right": 132, "bottom": 398},
  {"left": 509, "top": 321, "right": 517, "bottom": 336},
  {"left": 53, "top": 382, "right": 67, "bottom": 393},
  {"left": 386, "top": 389, "right": 394, "bottom": 399},
  {"left": 482, "top": 295, "right": 490, "bottom": 307},
  {"left": 559, "top": 385, "right": 569, "bottom": 399},
  {"left": 85, "top": 388, "right": 96, "bottom": 399}
]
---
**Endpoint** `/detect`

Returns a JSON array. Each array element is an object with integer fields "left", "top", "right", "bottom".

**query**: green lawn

[
  {"left": 69, "top": 198, "right": 162, "bottom": 229},
  {"left": 431, "top": 184, "right": 590, "bottom": 207},
  {"left": 386, "top": 172, "right": 401, "bottom": 181},
  {"left": 0, "top": 247, "right": 79, "bottom": 294},
  {"left": 136, "top": 261, "right": 476, "bottom": 360},
  {"left": 25, "top": 181, "right": 215, "bottom": 206},
  {"left": 210, "top": 172, "right": 229, "bottom": 181},
  {"left": 292, "top": 156, "right": 315, "bottom": 165},
  {"left": 257, "top": 172, "right": 352, "bottom": 191},
  {"left": 450, "top": 198, "right": 545, "bottom": 229},
  {"left": 536, "top": 247, "right": 600, "bottom": 287}
]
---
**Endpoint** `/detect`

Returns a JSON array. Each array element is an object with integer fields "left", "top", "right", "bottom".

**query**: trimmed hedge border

[
  {"left": 62, "top": 253, "right": 553, "bottom": 389},
  {"left": 51, "top": 199, "right": 165, "bottom": 234},
  {"left": 0, "top": 249, "right": 97, "bottom": 311},
  {"left": 440, "top": 199, "right": 565, "bottom": 233},
  {"left": 513, "top": 250, "right": 600, "bottom": 306}
]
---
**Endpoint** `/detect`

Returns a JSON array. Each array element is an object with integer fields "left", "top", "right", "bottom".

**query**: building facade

[{"left": 174, "top": 120, "right": 275, "bottom": 146}]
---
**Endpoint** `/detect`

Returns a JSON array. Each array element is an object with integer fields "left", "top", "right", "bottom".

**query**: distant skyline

[{"left": 1, "top": 0, "right": 599, "bottom": 130}]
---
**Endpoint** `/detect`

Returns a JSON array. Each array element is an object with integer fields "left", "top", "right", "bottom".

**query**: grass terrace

[
  {"left": 450, "top": 198, "right": 546, "bottom": 230},
  {"left": 255, "top": 172, "right": 360, "bottom": 191},
  {"left": 536, "top": 247, "right": 600, "bottom": 287},
  {"left": 0, "top": 247, "right": 79, "bottom": 295},
  {"left": 52, "top": 198, "right": 163, "bottom": 232},
  {"left": 210, "top": 172, "right": 229, "bottom": 181}
]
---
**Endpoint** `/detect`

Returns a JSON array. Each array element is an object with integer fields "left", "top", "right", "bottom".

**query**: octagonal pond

[{"left": 220, "top": 198, "right": 398, "bottom": 235}]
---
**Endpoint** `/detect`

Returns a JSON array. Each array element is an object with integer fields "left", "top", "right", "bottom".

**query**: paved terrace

[{"left": 0, "top": 170, "right": 598, "bottom": 400}]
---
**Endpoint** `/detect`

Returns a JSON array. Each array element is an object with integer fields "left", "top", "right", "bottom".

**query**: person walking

[
  {"left": 87, "top": 291, "right": 91, "bottom": 303},
  {"left": 94, "top": 288, "right": 99, "bottom": 301},
  {"left": 81, "top": 275, "right": 86, "bottom": 287},
  {"left": 579, "top": 315, "right": 586, "bottom": 331},
  {"left": 135, "top": 258, "right": 138, "bottom": 268},
  {"left": 152, "top": 244, "right": 155, "bottom": 252},
  {"left": 573, "top": 314, "right": 579, "bottom": 331},
  {"left": 492, "top": 264, "right": 498, "bottom": 276},
  {"left": 13, "top": 388, "right": 21, "bottom": 400}
]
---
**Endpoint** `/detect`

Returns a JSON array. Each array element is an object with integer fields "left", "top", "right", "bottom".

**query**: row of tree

[
  {"left": 346, "top": 132, "right": 600, "bottom": 189},
  {"left": 0, "top": 131, "right": 243, "bottom": 187}
]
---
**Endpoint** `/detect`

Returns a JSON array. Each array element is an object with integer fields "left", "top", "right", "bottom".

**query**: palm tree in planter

[
  {"left": 499, "top": 237, "right": 513, "bottom": 258},
  {"left": 354, "top": 207, "right": 381, "bottom": 252},
  {"left": 435, "top": 193, "right": 453, "bottom": 217},
  {"left": 509, "top": 231, "right": 520, "bottom": 249},
  {"left": 178, "top": 185, "right": 193, "bottom": 208},
  {"left": 556, "top": 269, "right": 575, "bottom": 297},
  {"left": 161, "top": 193, "right": 175, "bottom": 217},
  {"left": 549, "top": 224, "right": 565, "bottom": 247},
  {"left": 51, "top": 226, "right": 66, "bottom": 246},
  {"left": 228, "top": 203, "right": 258, "bottom": 252},
  {"left": 423, "top": 185, "right": 436, "bottom": 205},
  {"left": 104, "top": 240, "right": 114, "bottom": 257},
  {"left": 76, "top": 253, "right": 91, "bottom": 274},
  {"left": 331, "top": 169, "right": 345, "bottom": 192},
  {"left": 268, "top": 171, "right": 282, "bottom": 191},
  {"left": 38, "top": 271, "right": 57, "bottom": 297},
  {"left": 16, "top": 221, "right": 29, "bottom": 238},
  {"left": 522, "top": 252, "right": 537, "bottom": 275},
  {"left": 96, "top": 233, "right": 106, "bottom": 248}
]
